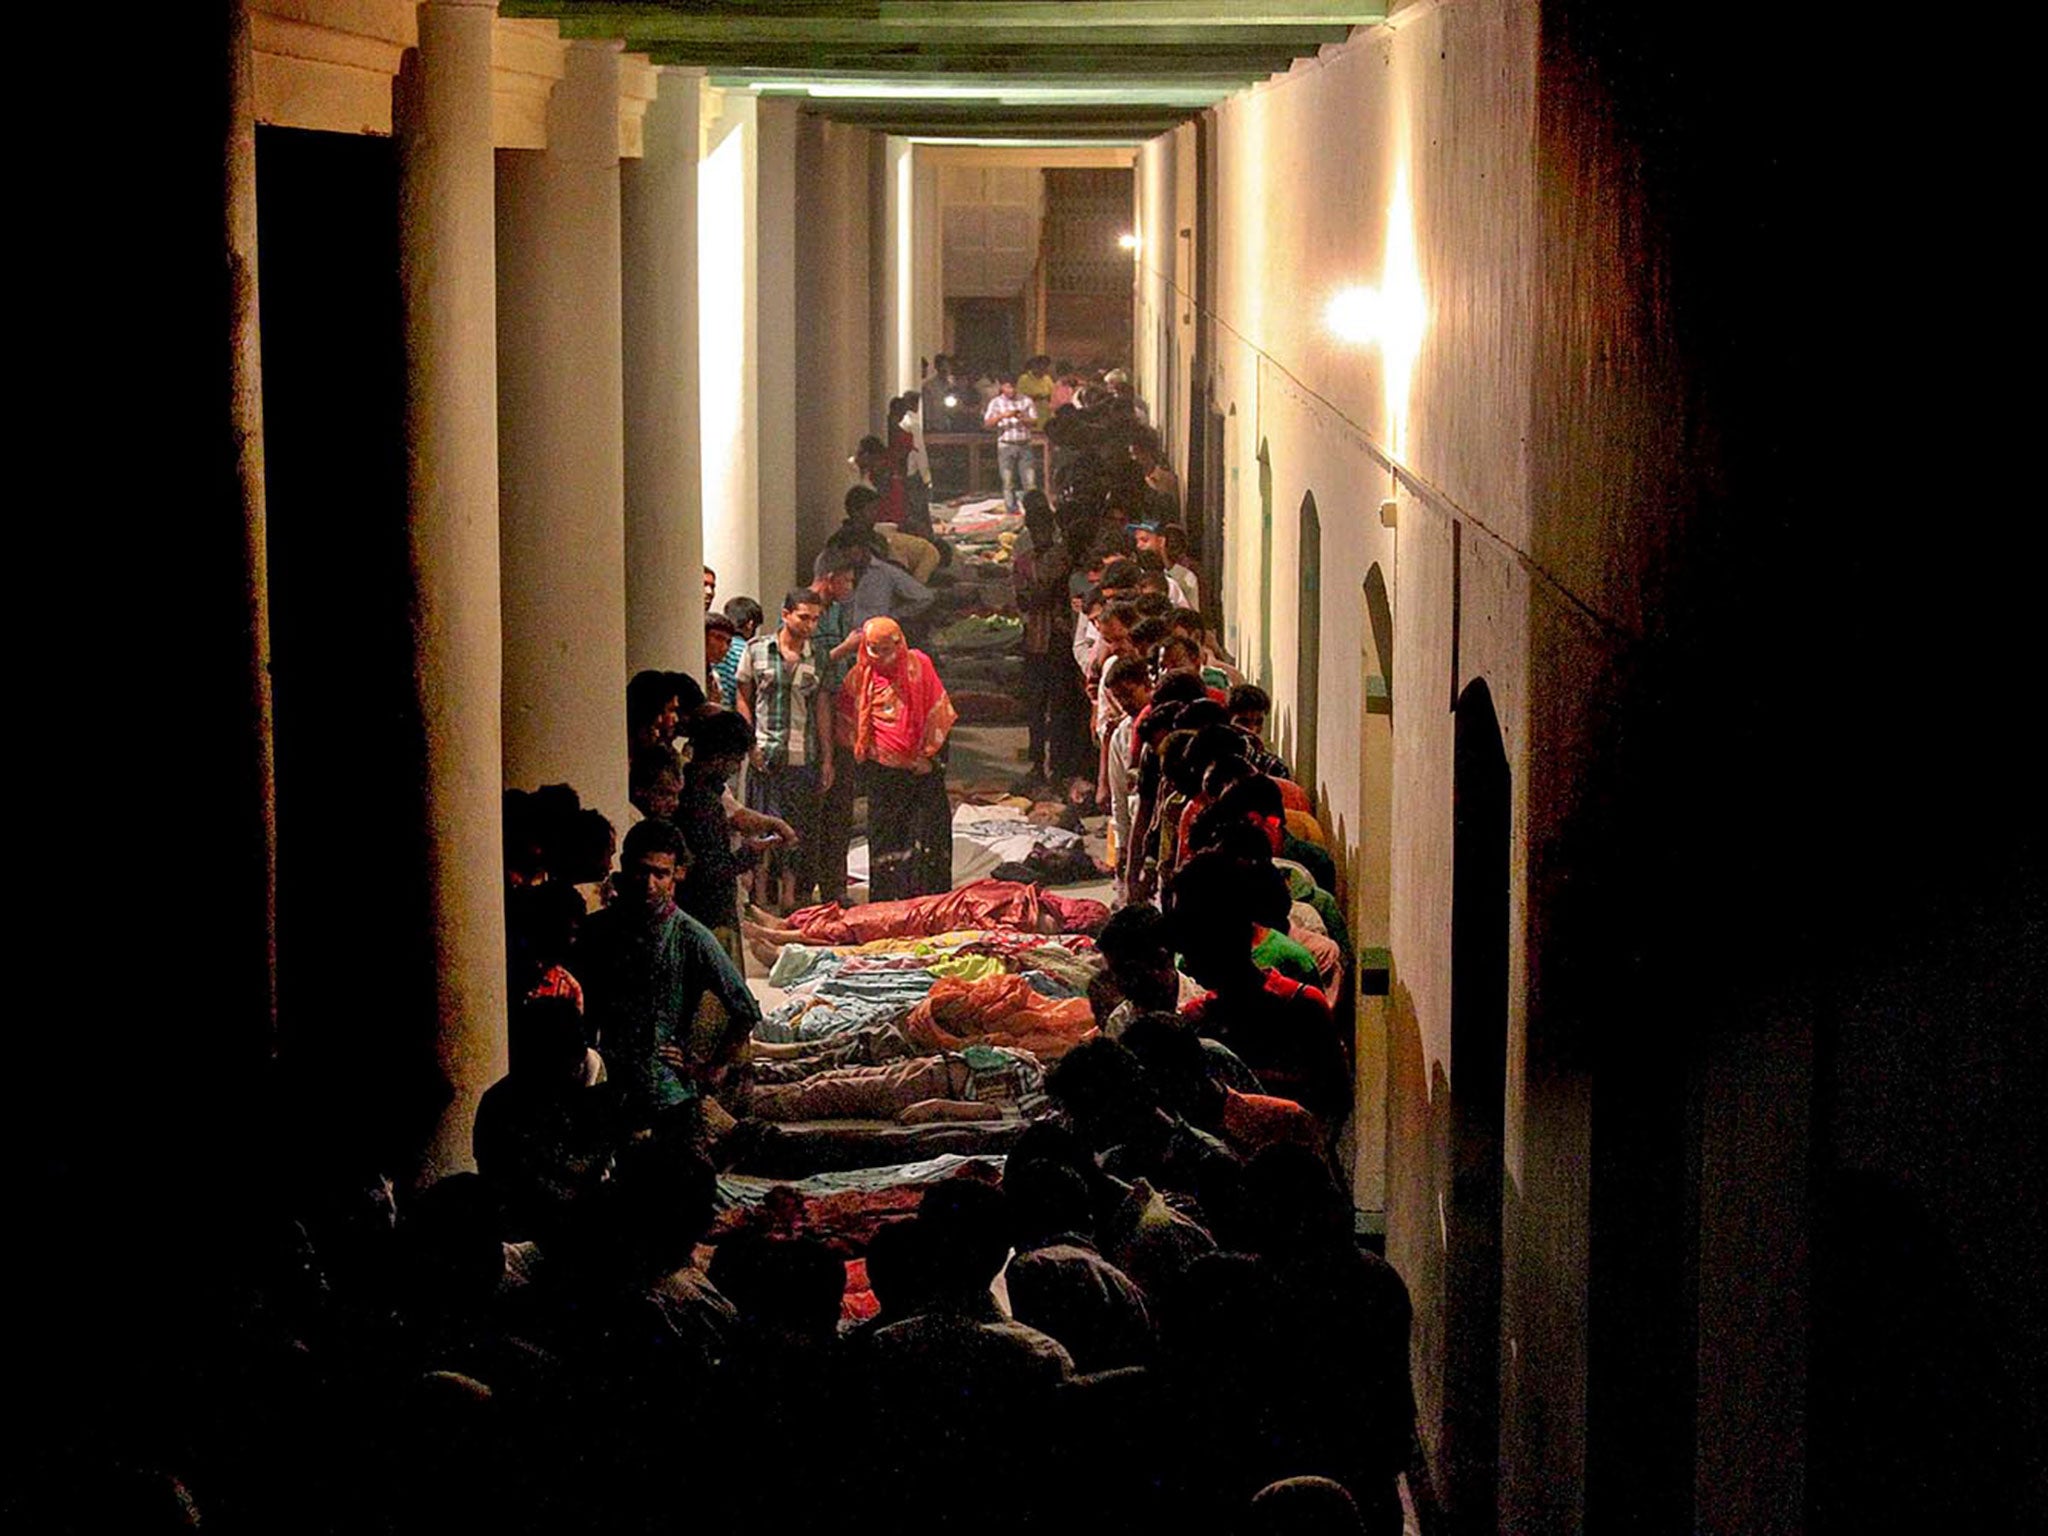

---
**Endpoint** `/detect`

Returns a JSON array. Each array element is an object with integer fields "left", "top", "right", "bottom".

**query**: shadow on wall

[
  {"left": 1296, "top": 491, "right": 1321, "bottom": 795},
  {"left": 1365, "top": 564, "right": 1393, "bottom": 705},
  {"left": 1256, "top": 438, "right": 1273, "bottom": 691},
  {"left": 1444, "top": 679, "right": 1511, "bottom": 1532},
  {"left": 1386, "top": 979, "right": 1447, "bottom": 1476}
]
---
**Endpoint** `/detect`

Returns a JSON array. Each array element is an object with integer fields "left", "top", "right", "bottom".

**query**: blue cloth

[{"left": 755, "top": 965, "right": 941, "bottom": 1044}]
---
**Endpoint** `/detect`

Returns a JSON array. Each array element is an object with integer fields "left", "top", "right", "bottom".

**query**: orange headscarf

[{"left": 843, "top": 617, "right": 956, "bottom": 767}]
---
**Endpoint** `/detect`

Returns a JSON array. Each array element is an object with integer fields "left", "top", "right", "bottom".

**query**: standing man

[
  {"left": 982, "top": 373, "right": 1039, "bottom": 514},
  {"left": 573, "top": 818, "right": 761, "bottom": 1142},
  {"left": 809, "top": 549, "right": 864, "bottom": 902},
  {"left": 735, "top": 589, "right": 832, "bottom": 911},
  {"left": 1017, "top": 354, "right": 1057, "bottom": 422}
]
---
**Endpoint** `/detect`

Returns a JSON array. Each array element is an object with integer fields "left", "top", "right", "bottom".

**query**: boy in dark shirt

[{"left": 673, "top": 708, "right": 764, "bottom": 964}]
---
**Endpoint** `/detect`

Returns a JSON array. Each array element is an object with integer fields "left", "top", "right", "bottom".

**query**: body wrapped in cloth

[
  {"left": 787, "top": 879, "right": 1107, "bottom": 946},
  {"left": 906, "top": 973, "right": 1098, "bottom": 1059}
]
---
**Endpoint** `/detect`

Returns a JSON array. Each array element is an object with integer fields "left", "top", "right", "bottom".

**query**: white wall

[{"left": 1189, "top": 5, "right": 1608, "bottom": 1522}]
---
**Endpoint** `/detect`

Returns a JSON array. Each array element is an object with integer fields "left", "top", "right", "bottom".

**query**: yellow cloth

[
  {"left": 928, "top": 953, "right": 1008, "bottom": 983},
  {"left": 1017, "top": 369, "right": 1056, "bottom": 416},
  {"left": 1284, "top": 808, "right": 1328, "bottom": 848},
  {"left": 880, "top": 528, "right": 942, "bottom": 582}
]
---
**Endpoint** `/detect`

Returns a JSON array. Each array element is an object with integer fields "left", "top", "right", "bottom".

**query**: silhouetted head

[
  {"left": 1096, "top": 904, "right": 1182, "bottom": 1014},
  {"left": 861, "top": 1217, "right": 931, "bottom": 1324},
  {"left": 509, "top": 993, "right": 590, "bottom": 1081},
  {"left": 1242, "top": 1476, "right": 1365, "bottom": 1536},
  {"left": 709, "top": 1233, "right": 847, "bottom": 1344},
  {"left": 1240, "top": 1145, "right": 1351, "bottom": 1258},
  {"left": 1046, "top": 1037, "right": 1159, "bottom": 1152},
  {"left": 1004, "top": 1156, "right": 1097, "bottom": 1249},
  {"left": 684, "top": 707, "right": 755, "bottom": 786},
  {"left": 913, "top": 1179, "right": 1013, "bottom": 1299},
  {"left": 1118, "top": 1012, "right": 1218, "bottom": 1124}
]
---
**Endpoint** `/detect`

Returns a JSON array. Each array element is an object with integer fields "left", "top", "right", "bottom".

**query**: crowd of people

[{"left": 98, "top": 362, "right": 1416, "bottom": 1536}]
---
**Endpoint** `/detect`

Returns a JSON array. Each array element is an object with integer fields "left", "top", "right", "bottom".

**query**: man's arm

[
  {"left": 679, "top": 912, "right": 762, "bottom": 1067},
  {"left": 732, "top": 643, "right": 759, "bottom": 747}
]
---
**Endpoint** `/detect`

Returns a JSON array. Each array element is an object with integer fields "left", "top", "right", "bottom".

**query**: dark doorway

[
  {"left": 945, "top": 295, "right": 1021, "bottom": 374},
  {"left": 1445, "top": 678, "right": 1510, "bottom": 1532},
  {"left": 256, "top": 127, "right": 425, "bottom": 1153},
  {"left": 1296, "top": 491, "right": 1323, "bottom": 796}
]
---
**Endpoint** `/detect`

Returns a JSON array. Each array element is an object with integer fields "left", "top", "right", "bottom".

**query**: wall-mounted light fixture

[{"left": 1118, "top": 232, "right": 1141, "bottom": 253}]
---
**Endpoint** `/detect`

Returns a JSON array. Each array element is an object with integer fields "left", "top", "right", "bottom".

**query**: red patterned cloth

[{"left": 788, "top": 878, "right": 1108, "bottom": 946}]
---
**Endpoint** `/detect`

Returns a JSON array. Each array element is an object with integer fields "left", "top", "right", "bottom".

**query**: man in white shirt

[
  {"left": 982, "top": 374, "right": 1039, "bottom": 513},
  {"left": 1101, "top": 656, "right": 1153, "bottom": 900}
]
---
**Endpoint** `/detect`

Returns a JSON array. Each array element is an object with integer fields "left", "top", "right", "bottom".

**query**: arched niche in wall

[
  {"left": 1295, "top": 490, "right": 1322, "bottom": 797},
  {"left": 1256, "top": 437, "right": 1273, "bottom": 690},
  {"left": 1445, "top": 677, "right": 1510, "bottom": 1532}
]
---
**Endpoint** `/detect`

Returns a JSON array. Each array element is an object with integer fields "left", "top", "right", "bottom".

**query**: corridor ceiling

[{"left": 506, "top": 2, "right": 1386, "bottom": 139}]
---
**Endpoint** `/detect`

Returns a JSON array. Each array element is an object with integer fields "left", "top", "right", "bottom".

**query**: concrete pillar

[
  {"left": 397, "top": 0, "right": 509, "bottom": 1178},
  {"left": 622, "top": 66, "right": 706, "bottom": 678},
  {"left": 885, "top": 135, "right": 916, "bottom": 396},
  {"left": 497, "top": 39, "right": 631, "bottom": 829},
  {"left": 699, "top": 91, "right": 760, "bottom": 601},
  {"left": 868, "top": 134, "right": 895, "bottom": 416},
  {"left": 755, "top": 96, "right": 799, "bottom": 597},
  {"left": 795, "top": 117, "right": 874, "bottom": 577},
  {"left": 227, "top": 0, "right": 279, "bottom": 1044}
]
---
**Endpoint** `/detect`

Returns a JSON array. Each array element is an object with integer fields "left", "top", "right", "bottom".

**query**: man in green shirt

[{"left": 572, "top": 818, "right": 760, "bottom": 1140}]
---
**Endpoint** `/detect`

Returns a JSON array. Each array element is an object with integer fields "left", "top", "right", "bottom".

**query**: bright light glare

[
  {"left": 1381, "top": 166, "right": 1426, "bottom": 459},
  {"left": 1118, "top": 232, "right": 1141, "bottom": 252},
  {"left": 1320, "top": 170, "right": 1427, "bottom": 460},
  {"left": 1324, "top": 285, "right": 1382, "bottom": 344}
]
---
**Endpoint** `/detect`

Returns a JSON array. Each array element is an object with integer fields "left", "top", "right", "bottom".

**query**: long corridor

[{"left": 18, "top": 4, "right": 2046, "bottom": 1535}]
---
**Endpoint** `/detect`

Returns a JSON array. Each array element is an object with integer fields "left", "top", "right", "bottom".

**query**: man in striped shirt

[
  {"left": 982, "top": 372, "right": 1039, "bottom": 513},
  {"left": 735, "top": 588, "right": 830, "bottom": 910}
]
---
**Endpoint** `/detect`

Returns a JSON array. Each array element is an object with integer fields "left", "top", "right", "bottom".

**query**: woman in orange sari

[{"left": 841, "top": 617, "right": 959, "bottom": 900}]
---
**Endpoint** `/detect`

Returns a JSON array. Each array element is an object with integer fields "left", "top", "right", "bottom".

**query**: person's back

[
  {"left": 854, "top": 1181, "right": 1073, "bottom": 1534},
  {"left": 1100, "top": 1112, "right": 1245, "bottom": 1240},
  {"left": 1183, "top": 970, "right": 1347, "bottom": 1124},
  {"left": 847, "top": 552, "right": 935, "bottom": 632},
  {"left": 473, "top": 998, "right": 620, "bottom": 1241},
  {"left": 1239, "top": 1146, "right": 1416, "bottom": 1534},
  {"left": 878, "top": 525, "right": 941, "bottom": 583},
  {"left": 1003, "top": 1160, "right": 1153, "bottom": 1373},
  {"left": 1251, "top": 921, "right": 1324, "bottom": 988}
]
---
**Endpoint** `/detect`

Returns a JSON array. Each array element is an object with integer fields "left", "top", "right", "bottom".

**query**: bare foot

[{"left": 740, "top": 921, "right": 786, "bottom": 967}]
